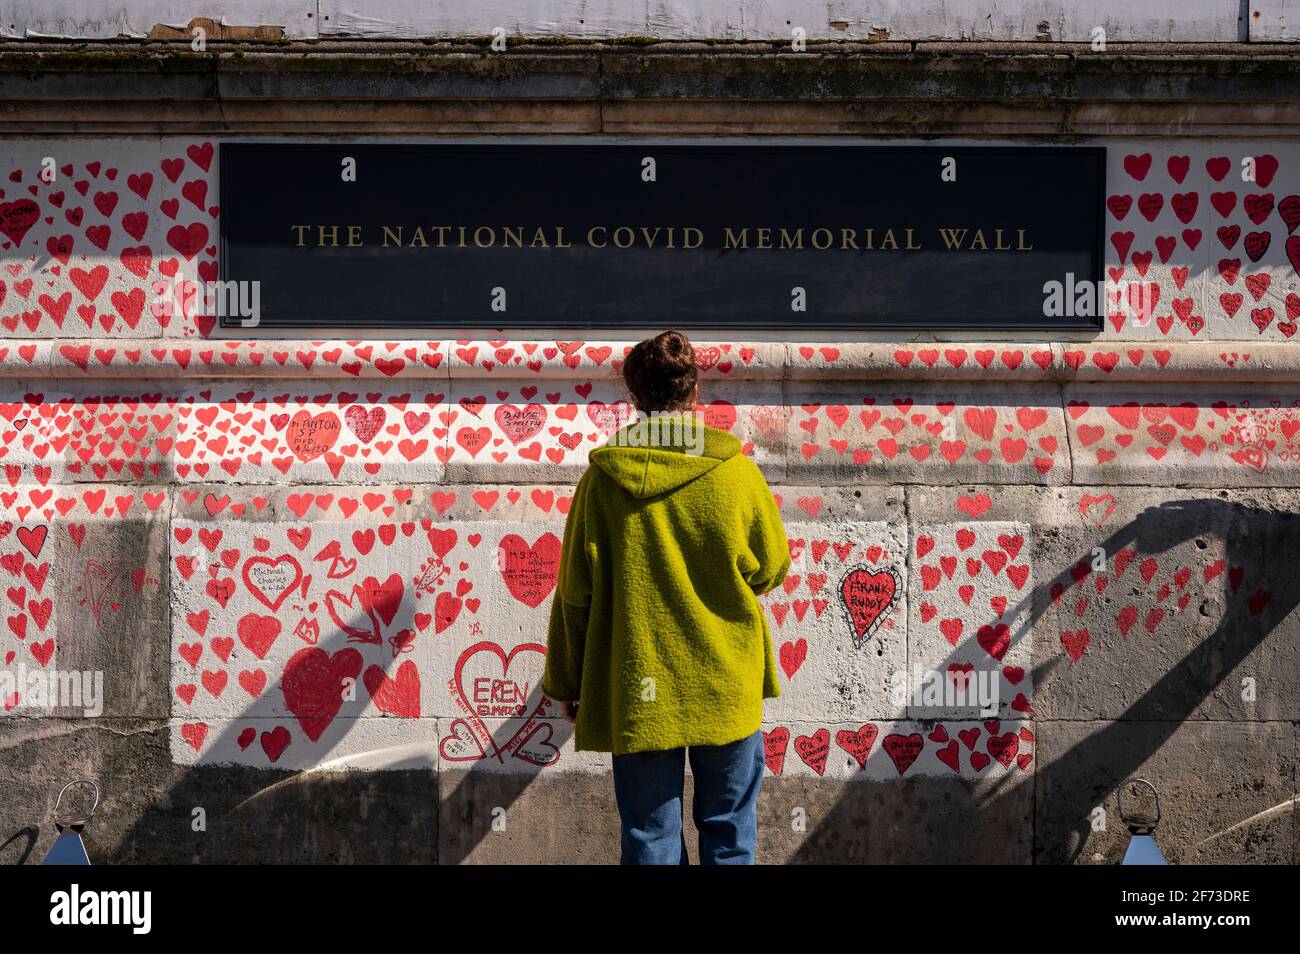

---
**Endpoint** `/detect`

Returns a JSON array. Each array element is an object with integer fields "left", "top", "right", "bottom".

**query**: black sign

[{"left": 219, "top": 143, "right": 1105, "bottom": 330}]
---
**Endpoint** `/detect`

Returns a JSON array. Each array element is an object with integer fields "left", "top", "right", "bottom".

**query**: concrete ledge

[{"left": 14, "top": 339, "right": 1300, "bottom": 382}]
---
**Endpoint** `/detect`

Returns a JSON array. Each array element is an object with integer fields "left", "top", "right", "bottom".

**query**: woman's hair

[{"left": 622, "top": 330, "right": 698, "bottom": 413}]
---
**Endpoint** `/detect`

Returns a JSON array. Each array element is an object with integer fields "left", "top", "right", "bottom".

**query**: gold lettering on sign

[
  {"left": 938, "top": 228, "right": 966, "bottom": 249},
  {"left": 937, "top": 227, "right": 1033, "bottom": 251},
  {"left": 289, "top": 224, "right": 1033, "bottom": 252}
]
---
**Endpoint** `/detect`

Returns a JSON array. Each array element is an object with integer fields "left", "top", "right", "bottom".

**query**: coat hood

[{"left": 589, "top": 415, "right": 741, "bottom": 498}]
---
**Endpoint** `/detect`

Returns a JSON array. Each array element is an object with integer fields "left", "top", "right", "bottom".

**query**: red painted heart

[
  {"left": 497, "top": 532, "right": 561, "bottom": 608},
  {"left": 280, "top": 646, "right": 363, "bottom": 742},
  {"left": 837, "top": 564, "right": 901, "bottom": 648}
]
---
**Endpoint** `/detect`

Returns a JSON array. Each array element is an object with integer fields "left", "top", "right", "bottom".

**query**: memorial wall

[{"left": 0, "top": 8, "right": 1297, "bottom": 863}]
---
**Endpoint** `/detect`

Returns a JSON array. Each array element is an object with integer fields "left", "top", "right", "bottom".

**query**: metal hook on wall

[
  {"left": 1117, "top": 777, "right": 1167, "bottom": 865},
  {"left": 42, "top": 778, "right": 100, "bottom": 866}
]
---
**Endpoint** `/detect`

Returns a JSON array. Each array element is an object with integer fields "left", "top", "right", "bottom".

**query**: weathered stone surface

[
  {"left": 1034, "top": 720, "right": 1295, "bottom": 864},
  {"left": 50, "top": 491, "right": 171, "bottom": 718},
  {"left": 0, "top": 485, "right": 169, "bottom": 720},
  {"left": 9, "top": 43, "right": 1300, "bottom": 140},
  {"left": 440, "top": 766, "right": 619, "bottom": 864},
  {"left": 760, "top": 771, "right": 1034, "bottom": 864},
  {"left": 442, "top": 718, "right": 1039, "bottom": 863},
  {"left": 0, "top": 717, "right": 438, "bottom": 864},
  {"left": 1030, "top": 487, "right": 1300, "bottom": 722}
]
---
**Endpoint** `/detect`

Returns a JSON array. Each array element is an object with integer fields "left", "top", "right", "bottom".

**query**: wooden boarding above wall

[{"left": 146, "top": 18, "right": 287, "bottom": 42}]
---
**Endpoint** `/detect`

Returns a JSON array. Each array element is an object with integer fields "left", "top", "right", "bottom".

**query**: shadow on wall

[
  {"left": 104, "top": 594, "right": 573, "bottom": 864},
  {"left": 3, "top": 499, "right": 1296, "bottom": 864},
  {"left": 789, "top": 499, "right": 1300, "bottom": 865}
]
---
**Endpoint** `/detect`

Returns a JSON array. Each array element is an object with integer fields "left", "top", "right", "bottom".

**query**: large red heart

[
  {"left": 363, "top": 660, "right": 421, "bottom": 717},
  {"left": 497, "top": 532, "right": 561, "bottom": 608},
  {"left": 450, "top": 640, "right": 549, "bottom": 763},
  {"left": 779, "top": 638, "right": 807, "bottom": 679},
  {"left": 343, "top": 405, "right": 385, "bottom": 443},
  {"left": 166, "top": 221, "right": 209, "bottom": 260},
  {"left": 494, "top": 402, "right": 546, "bottom": 445},
  {"left": 838, "top": 565, "right": 901, "bottom": 647},
  {"left": 261, "top": 725, "right": 291, "bottom": 762},
  {"left": 987, "top": 732, "right": 1020, "bottom": 768},
  {"left": 357, "top": 572, "right": 404, "bottom": 627},
  {"left": 280, "top": 646, "right": 363, "bottom": 742},
  {"left": 242, "top": 553, "right": 302, "bottom": 611},
  {"left": 762, "top": 727, "right": 790, "bottom": 774},
  {"left": 16, "top": 524, "right": 46, "bottom": 557},
  {"left": 1280, "top": 195, "right": 1300, "bottom": 236},
  {"left": 977, "top": 622, "right": 1012, "bottom": 661},
  {"left": 794, "top": 728, "right": 830, "bottom": 776}
]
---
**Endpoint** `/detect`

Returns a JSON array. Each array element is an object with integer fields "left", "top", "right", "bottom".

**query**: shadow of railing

[{"left": 791, "top": 498, "right": 1299, "bottom": 864}]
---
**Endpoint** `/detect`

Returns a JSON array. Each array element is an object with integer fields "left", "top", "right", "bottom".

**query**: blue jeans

[{"left": 611, "top": 729, "right": 765, "bottom": 865}]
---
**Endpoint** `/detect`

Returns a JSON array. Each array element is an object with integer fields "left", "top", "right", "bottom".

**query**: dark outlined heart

[{"left": 838, "top": 564, "right": 901, "bottom": 648}]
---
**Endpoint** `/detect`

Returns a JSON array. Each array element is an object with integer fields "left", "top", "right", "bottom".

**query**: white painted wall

[
  {"left": 0, "top": 0, "right": 1248, "bottom": 42},
  {"left": 319, "top": 0, "right": 1243, "bottom": 41},
  {"left": 0, "top": 0, "right": 317, "bottom": 38},
  {"left": 1251, "top": 0, "right": 1300, "bottom": 39}
]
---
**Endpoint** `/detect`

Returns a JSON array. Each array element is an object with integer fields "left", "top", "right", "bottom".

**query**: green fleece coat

[{"left": 541, "top": 415, "right": 791, "bottom": 754}]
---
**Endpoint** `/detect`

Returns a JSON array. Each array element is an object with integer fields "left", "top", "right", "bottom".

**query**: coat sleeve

[
  {"left": 541, "top": 470, "right": 594, "bottom": 703},
  {"left": 742, "top": 460, "right": 792, "bottom": 596}
]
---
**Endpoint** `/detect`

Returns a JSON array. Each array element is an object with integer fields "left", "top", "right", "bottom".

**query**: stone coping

[
  {"left": 5, "top": 338, "right": 1298, "bottom": 381},
  {"left": 4, "top": 43, "right": 1300, "bottom": 136}
]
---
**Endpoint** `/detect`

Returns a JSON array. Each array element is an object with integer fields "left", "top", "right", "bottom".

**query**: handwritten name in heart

[
  {"left": 443, "top": 640, "right": 557, "bottom": 766},
  {"left": 838, "top": 564, "right": 901, "bottom": 648}
]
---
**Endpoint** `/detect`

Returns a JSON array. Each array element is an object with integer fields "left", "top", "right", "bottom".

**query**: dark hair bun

[{"left": 623, "top": 330, "right": 698, "bottom": 413}]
